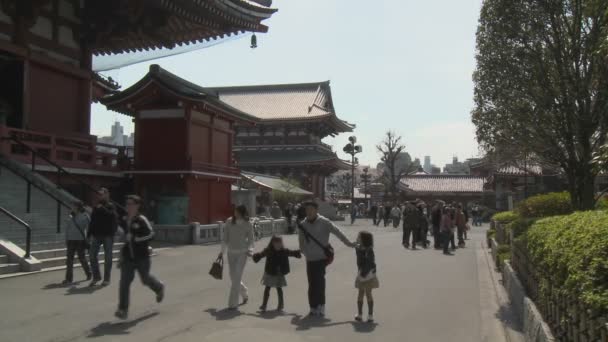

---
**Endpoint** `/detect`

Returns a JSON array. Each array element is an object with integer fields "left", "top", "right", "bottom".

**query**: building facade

[{"left": 212, "top": 82, "right": 354, "bottom": 200}]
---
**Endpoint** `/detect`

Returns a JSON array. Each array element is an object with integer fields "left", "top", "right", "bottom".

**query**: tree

[
  {"left": 472, "top": 0, "right": 608, "bottom": 210},
  {"left": 272, "top": 177, "right": 304, "bottom": 208},
  {"left": 376, "top": 131, "right": 417, "bottom": 201}
]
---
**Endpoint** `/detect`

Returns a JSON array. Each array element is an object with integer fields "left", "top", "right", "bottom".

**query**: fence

[{"left": 511, "top": 239, "right": 608, "bottom": 341}]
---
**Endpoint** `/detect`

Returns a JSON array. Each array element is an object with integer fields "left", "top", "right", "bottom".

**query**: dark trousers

[
  {"left": 118, "top": 257, "right": 163, "bottom": 311},
  {"left": 457, "top": 227, "right": 466, "bottom": 246},
  {"left": 392, "top": 217, "right": 401, "bottom": 228},
  {"left": 383, "top": 216, "right": 389, "bottom": 227},
  {"left": 306, "top": 260, "right": 327, "bottom": 309},
  {"left": 432, "top": 224, "right": 441, "bottom": 248},
  {"left": 90, "top": 236, "right": 114, "bottom": 282},
  {"left": 262, "top": 286, "right": 284, "bottom": 309},
  {"left": 65, "top": 240, "right": 91, "bottom": 282},
  {"left": 442, "top": 231, "right": 452, "bottom": 253}
]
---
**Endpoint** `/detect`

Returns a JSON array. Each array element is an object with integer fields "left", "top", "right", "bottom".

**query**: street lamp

[
  {"left": 361, "top": 166, "right": 371, "bottom": 206},
  {"left": 343, "top": 136, "right": 362, "bottom": 215}
]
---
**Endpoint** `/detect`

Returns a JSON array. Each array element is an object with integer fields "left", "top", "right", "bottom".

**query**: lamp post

[
  {"left": 361, "top": 167, "right": 371, "bottom": 209},
  {"left": 343, "top": 136, "right": 362, "bottom": 222}
]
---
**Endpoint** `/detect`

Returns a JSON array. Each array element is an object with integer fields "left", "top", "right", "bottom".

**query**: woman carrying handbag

[{"left": 218, "top": 205, "right": 255, "bottom": 310}]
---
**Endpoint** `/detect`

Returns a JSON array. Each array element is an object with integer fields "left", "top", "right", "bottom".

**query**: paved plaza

[{"left": 0, "top": 221, "right": 523, "bottom": 342}]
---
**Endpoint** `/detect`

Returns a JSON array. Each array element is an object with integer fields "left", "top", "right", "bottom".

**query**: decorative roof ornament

[{"left": 251, "top": 34, "right": 258, "bottom": 49}]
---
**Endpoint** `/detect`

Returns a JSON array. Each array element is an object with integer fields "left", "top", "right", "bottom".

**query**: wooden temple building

[
  {"left": 0, "top": 1, "right": 277, "bottom": 224},
  {"left": 212, "top": 82, "right": 354, "bottom": 199}
]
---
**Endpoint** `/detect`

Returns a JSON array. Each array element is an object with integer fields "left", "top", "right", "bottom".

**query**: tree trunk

[{"left": 566, "top": 164, "right": 596, "bottom": 211}]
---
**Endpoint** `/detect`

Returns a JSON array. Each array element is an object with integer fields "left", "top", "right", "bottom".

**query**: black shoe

[
  {"left": 114, "top": 309, "right": 128, "bottom": 320},
  {"left": 156, "top": 284, "right": 165, "bottom": 303},
  {"left": 86, "top": 274, "right": 92, "bottom": 281},
  {"left": 61, "top": 279, "right": 72, "bottom": 285},
  {"left": 258, "top": 306, "right": 267, "bottom": 313}
]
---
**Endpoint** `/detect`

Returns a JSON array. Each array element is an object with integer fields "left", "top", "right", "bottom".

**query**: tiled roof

[
  {"left": 496, "top": 165, "right": 543, "bottom": 176},
  {"left": 242, "top": 172, "right": 313, "bottom": 195},
  {"left": 235, "top": 149, "right": 350, "bottom": 169},
  {"left": 399, "top": 176, "right": 486, "bottom": 193},
  {"left": 211, "top": 82, "right": 354, "bottom": 131}
]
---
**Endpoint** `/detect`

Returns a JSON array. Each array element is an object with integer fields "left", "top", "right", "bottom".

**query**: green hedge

[
  {"left": 496, "top": 244, "right": 511, "bottom": 269},
  {"left": 526, "top": 210, "right": 608, "bottom": 312},
  {"left": 597, "top": 197, "right": 608, "bottom": 211},
  {"left": 506, "top": 217, "right": 537, "bottom": 239},
  {"left": 492, "top": 211, "right": 519, "bottom": 223},
  {"left": 516, "top": 191, "right": 573, "bottom": 218}
]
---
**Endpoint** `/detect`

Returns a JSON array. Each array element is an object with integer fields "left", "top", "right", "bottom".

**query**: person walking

[
  {"left": 416, "top": 203, "right": 429, "bottom": 248},
  {"left": 455, "top": 204, "right": 467, "bottom": 248},
  {"left": 354, "top": 231, "right": 378, "bottom": 323},
  {"left": 402, "top": 202, "right": 418, "bottom": 249},
  {"left": 462, "top": 205, "right": 470, "bottom": 240},
  {"left": 376, "top": 205, "right": 383, "bottom": 226},
  {"left": 88, "top": 188, "right": 118, "bottom": 287},
  {"left": 390, "top": 205, "right": 402, "bottom": 228},
  {"left": 440, "top": 206, "right": 454, "bottom": 255},
  {"left": 285, "top": 203, "right": 294, "bottom": 234},
  {"left": 369, "top": 205, "right": 378, "bottom": 226},
  {"left": 298, "top": 201, "right": 355, "bottom": 317},
  {"left": 218, "top": 205, "right": 255, "bottom": 310},
  {"left": 431, "top": 202, "right": 443, "bottom": 249},
  {"left": 63, "top": 201, "right": 92, "bottom": 284},
  {"left": 383, "top": 204, "right": 392, "bottom": 227},
  {"left": 471, "top": 205, "right": 479, "bottom": 226},
  {"left": 115, "top": 195, "right": 165, "bottom": 319},
  {"left": 252, "top": 235, "right": 301, "bottom": 312}
]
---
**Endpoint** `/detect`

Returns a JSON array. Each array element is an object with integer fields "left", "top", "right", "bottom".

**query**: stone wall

[{"left": 511, "top": 240, "right": 608, "bottom": 342}]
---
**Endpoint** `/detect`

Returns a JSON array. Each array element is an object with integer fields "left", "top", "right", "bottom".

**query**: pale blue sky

[{"left": 91, "top": 0, "right": 483, "bottom": 169}]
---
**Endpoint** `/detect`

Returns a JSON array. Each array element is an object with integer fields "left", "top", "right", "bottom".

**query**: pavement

[{"left": 0, "top": 220, "right": 524, "bottom": 342}]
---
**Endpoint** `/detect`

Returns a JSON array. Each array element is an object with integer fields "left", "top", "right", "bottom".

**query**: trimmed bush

[
  {"left": 525, "top": 210, "right": 608, "bottom": 312},
  {"left": 506, "top": 217, "right": 537, "bottom": 239},
  {"left": 492, "top": 210, "right": 519, "bottom": 223},
  {"left": 596, "top": 197, "right": 608, "bottom": 211},
  {"left": 486, "top": 228, "right": 496, "bottom": 245},
  {"left": 496, "top": 244, "right": 511, "bottom": 269},
  {"left": 516, "top": 191, "right": 573, "bottom": 218}
]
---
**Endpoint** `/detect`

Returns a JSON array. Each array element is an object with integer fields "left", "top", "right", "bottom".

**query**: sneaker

[
  {"left": 258, "top": 306, "right": 267, "bottom": 313},
  {"left": 307, "top": 308, "right": 318, "bottom": 317},
  {"left": 88, "top": 279, "right": 100, "bottom": 287},
  {"left": 355, "top": 315, "right": 362, "bottom": 322},
  {"left": 114, "top": 309, "right": 128, "bottom": 320},
  {"left": 101, "top": 280, "right": 110, "bottom": 287},
  {"left": 156, "top": 284, "right": 165, "bottom": 303},
  {"left": 318, "top": 305, "right": 325, "bottom": 317},
  {"left": 367, "top": 315, "right": 374, "bottom": 323}
]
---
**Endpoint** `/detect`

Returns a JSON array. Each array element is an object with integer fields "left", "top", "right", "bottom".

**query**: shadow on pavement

[
  {"left": 42, "top": 280, "right": 87, "bottom": 290},
  {"left": 64, "top": 285, "right": 105, "bottom": 296},
  {"left": 204, "top": 308, "right": 243, "bottom": 321},
  {"left": 290, "top": 314, "right": 350, "bottom": 331},
  {"left": 351, "top": 321, "right": 379, "bottom": 333},
  {"left": 495, "top": 305, "right": 523, "bottom": 332},
  {"left": 87, "top": 312, "right": 159, "bottom": 338},
  {"left": 245, "top": 310, "right": 299, "bottom": 320}
]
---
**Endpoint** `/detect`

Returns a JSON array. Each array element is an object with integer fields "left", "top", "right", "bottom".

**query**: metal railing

[{"left": 0, "top": 206, "right": 32, "bottom": 258}]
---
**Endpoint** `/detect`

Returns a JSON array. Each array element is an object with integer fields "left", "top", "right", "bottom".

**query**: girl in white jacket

[{"left": 218, "top": 205, "right": 255, "bottom": 309}]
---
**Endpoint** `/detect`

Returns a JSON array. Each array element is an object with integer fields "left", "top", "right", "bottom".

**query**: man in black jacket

[{"left": 88, "top": 188, "right": 118, "bottom": 287}]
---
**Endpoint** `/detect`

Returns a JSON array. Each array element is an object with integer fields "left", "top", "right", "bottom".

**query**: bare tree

[{"left": 376, "top": 131, "right": 417, "bottom": 201}]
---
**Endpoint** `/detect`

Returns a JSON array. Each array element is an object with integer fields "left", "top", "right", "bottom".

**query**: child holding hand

[{"left": 354, "top": 231, "right": 378, "bottom": 323}]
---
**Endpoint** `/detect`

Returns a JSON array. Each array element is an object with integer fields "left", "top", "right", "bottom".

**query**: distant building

[
  {"left": 423, "top": 156, "right": 432, "bottom": 173},
  {"left": 443, "top": 156, "right": 470, "bottom": 175},
  {"left": 97, "top": 121, "right": 134, "bottom": 153}
]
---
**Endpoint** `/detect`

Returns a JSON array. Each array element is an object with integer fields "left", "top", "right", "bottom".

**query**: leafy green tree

[{"left": 472, "top": 0, "right": 608, "bottom": 210}]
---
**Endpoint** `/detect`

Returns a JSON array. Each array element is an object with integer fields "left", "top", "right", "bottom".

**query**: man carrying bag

[{"left": 298, "top": 201, "right": 355, "bottom": 317}]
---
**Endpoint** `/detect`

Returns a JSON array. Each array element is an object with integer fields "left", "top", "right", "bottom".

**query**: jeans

[
  {"left": 118, "top": 257, "right": 163, "bottom": 311},
  {"left": 227, "top": 252, "right": 249, "bottom": 308},
  {"left": 65, "top": 240, "right": 91, "bottom": 282},
  {"left": 306, "top": 260, "right": 327, "bottom": 310},
  {"left": 90, "top": 236, "right": 114, "bottom": 282}
]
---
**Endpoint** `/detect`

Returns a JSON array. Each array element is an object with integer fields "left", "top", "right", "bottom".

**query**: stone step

[
  {"left": 0, "top": 255, "right": 8, "bottom": 264},
  {"left": 31, "top": 243, "right": 124, "bottom": 259},
  {"left": 40, "top": 249, "right": 122, "bottom": 269},
  {"left": 0, "top": 263, "right": 20, "bottom": 275}
]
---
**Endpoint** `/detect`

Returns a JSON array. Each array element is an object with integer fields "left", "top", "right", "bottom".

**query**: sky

[{"left": 91, "top": 0, "right": 483, "bottom": 169}]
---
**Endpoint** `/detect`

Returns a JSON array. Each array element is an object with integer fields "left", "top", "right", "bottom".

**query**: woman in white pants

[{"left": 219, "top": 205, "right": 255, "bottom": 309}]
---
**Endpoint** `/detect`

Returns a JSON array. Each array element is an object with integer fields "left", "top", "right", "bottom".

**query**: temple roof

[
  {"left": 102, "top": 65, "right": 259, "bottom": 123},
  {"left": 211, "top": 82, "right": 354, "bottom": 132},
  {"left": 241, "top": 172, "right": 313, "bottom": 195},
  {"left": 88, "top": 0, "right": 278, "bottom": 55},
  {"left": 399, "top": 175, "right": 487, "bottom": 193},
  {"left": 235, "top": 149, "right": 350, "bottom": 170}
]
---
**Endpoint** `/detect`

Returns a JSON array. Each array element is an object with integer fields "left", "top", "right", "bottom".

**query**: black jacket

[
  {"left": 122, "top": 214, "right": 154, "bottom": 261},
  {"left": 88, "top": 201, "right": 118, "bottom": 237},
  {"left": 253, "top": 248, "right": 301, "bottom": 276},
  {"left": 356, "top": 247, "right": 376, "bottom": 278}
]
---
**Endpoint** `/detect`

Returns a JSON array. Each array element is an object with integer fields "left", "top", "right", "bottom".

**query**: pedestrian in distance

[
  {"left": 431, "top": 201, "right": 443, "bottom": 249},
  {"left": 298, "top": 201, "right": 356, "bottom": 317},
  {"left": 462, "top": 204, "right": 470, "bottom": 240},
  {"left": 63, "top": 200, "right": 92, "bottom": 285},
  {"left": 285, "top": 203, "right": 294, "bottom": 234},
  {"left": 218, "top": 205, "right": 255, "bottom": 310},
  {"left": 370, "top": 205, "right": 378, "bottom": 226},
  {"left": 376, "top": 205, "right": 383, "bottom": 226},
  {"left": 402, "top": 201, "right": 418, "bottom": 249},
  {"left": 88, "top": 187, "right": 118, "bottom": 287},
  {"left": 390, "top": 205, "right": 402, "bottom": 228},
  {"left": 455, "top": 204, "right": 467, "bottom": 248},
  {"left": 383, "top": 204, "right": 391, "bottom": 227},
  {"left": 115, "top": 195, "right": 165, "bottom": 320},
  {"left": 441, "top": 206, "right": 455, "bottom": 255},
  {"left": 252, "top": 235, "right": 301, "bottom": 312},
  {"left": 416, "top": 203, "right": 430, "bottom": 248},
  {"left": 270, "top": 201, "right": 282, "bottom": 219},
  {"left": 354, "top": 231, "right": 378, "bottom": 323}
]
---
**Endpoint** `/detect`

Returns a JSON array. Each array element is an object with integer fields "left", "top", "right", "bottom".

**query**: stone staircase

[
  {"left": 29, "top": 241, "right": 123, "bottom": 271},
  {"left": 0, "top": 251, "right": 20, "bottom": 275}
]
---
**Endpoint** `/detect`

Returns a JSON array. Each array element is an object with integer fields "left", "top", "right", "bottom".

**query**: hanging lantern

[{"left": 250, "top": 34, "right": 258, "bottom": 49}]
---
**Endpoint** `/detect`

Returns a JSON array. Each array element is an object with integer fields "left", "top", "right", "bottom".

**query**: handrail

[
  {"left": 0, "top": 206, "right": 32, "bottom": 258},
  {"left": 2, "top": 136, "right": 126, "bottom": 212}
]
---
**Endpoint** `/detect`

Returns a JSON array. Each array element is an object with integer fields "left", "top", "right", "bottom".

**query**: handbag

[
  {"left": 71, "top": 215, "right": 91, "bottom": 250},
  {"left": 297, "top": 222, "right": 334, "bottom": 265},
  {"left": 209, "top": 256, "right": 224, "bottom": 280}
]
